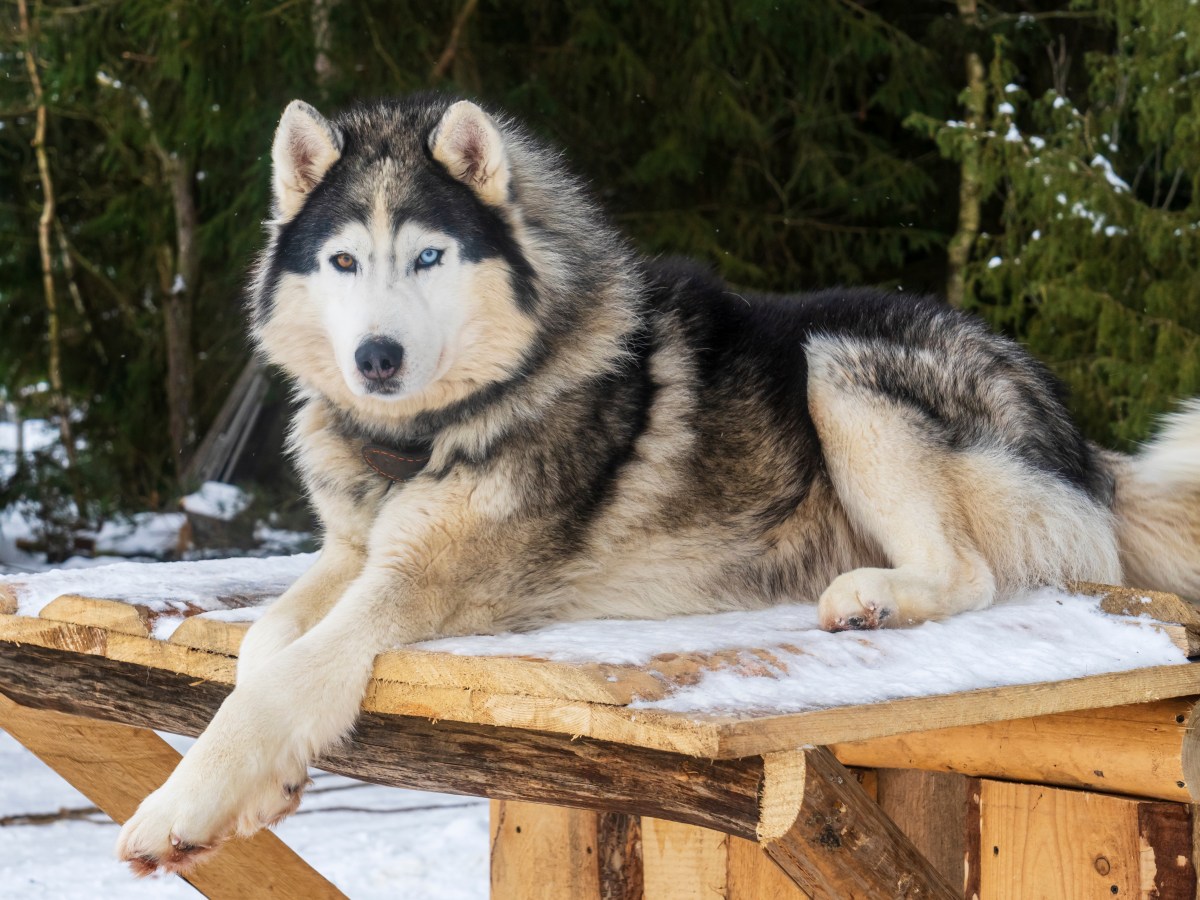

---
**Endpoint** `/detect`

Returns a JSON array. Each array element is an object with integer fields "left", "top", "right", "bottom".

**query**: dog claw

[{"left": 846, "top": 615, "right": 866, "bottom": 629}]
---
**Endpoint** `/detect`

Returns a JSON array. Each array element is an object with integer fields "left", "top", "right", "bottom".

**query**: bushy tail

[{"left": 1110, "top": 399, "right": 1200, "bottom": 600}]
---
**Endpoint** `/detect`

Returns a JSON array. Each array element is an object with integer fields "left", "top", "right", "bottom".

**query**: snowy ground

[{"left": 0, "top": 731, "right": 490, "bottom": 898}]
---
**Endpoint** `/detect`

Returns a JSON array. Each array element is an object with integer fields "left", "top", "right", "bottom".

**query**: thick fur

[{"left": 117, "top": 93, "right": 1200, "bottom": 873}]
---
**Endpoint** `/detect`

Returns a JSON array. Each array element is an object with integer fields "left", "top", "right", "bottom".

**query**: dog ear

[
  {"left": 271, "top": 100, "right": 343, "bottom": 220},
  {"left": 429, "top": 100, "right": 510, "bottom": 206}
]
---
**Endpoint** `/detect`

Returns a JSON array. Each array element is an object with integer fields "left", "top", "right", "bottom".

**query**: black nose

[{"left": 355, "top": 338, "right": 403, "bottom": 381}]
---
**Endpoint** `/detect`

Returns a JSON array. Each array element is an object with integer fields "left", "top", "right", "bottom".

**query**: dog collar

[{"left": 361, "top": 442, "right": 433, "bottom": 483}]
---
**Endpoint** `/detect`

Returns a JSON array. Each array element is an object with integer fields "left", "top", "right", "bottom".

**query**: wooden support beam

[
  {"left": 757, "top": 748, "right": 957, "bottom": 899},
  {"left": 832, "top": 698, "right": 1198, "bottom": 802},
  {"left": 0, "top": 640, "right": 763, "bottom": 838},
  {"left": 0, "top": 693, "right": 344, "bottom": 899}
]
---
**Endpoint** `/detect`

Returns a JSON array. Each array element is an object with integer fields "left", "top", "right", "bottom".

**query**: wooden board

[
  {"left": 0, "top": 693, "right": 344, "bottom": 899},
  {"left": 978, "top": 780, "right": 1195, "bottom": 899},
  {"left": 490, "top": 800, "right": 602, "bottom": 899},
  {"left": 13, "top": 580, "right": 1200, "bottom": 714},
  {"left": 3, "top": 608, "right": 1200, "bottom": 758}
]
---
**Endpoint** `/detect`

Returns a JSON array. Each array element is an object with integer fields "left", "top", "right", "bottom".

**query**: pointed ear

[
  {"left": 429, "top": 100, "right": 510, "bottom": 206},
  {"left": 271, "top": 100, "right": 343, "bottom": 220}
]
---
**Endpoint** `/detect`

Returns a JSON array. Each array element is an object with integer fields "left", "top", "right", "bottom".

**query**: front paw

[{"left": 116, "top": 762, "right": 309, "bottom": 875}]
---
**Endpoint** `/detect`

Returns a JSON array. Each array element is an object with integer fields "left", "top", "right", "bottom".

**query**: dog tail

[{"left": 1109, "top": 398, "right": 1200, "bottom": 600}]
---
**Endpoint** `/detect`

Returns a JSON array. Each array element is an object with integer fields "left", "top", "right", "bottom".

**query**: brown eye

[{"left": 331, "top": 252, "right": 357, "bottom": 272}]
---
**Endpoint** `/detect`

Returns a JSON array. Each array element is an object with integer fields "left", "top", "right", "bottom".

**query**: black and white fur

[{"left": 117, "top": 94, "right": 1200, "bottom": 873}]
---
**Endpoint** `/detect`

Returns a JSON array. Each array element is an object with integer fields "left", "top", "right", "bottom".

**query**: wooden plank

[
  {"left": 875, "top": 770, "right": 980, "bottom": 895},
  {"left": 1073, "top": 581, "right": 1200, "bottom": 625},
  {"left": 641, "top": 816, "right": 728, "bottom": 899},
  {"left": 710, "top": 662, "right": 1200, "bottom": 759},
  {"left": 0, "top": 693, "right": 344, "bottom": 899},
  {"left": 0, "top": 640, "right": 764, "bottom": 839},
  {"left": 5, "top": 611, "right": 1200, "bottom": 758},
  {"left": 490, "top": 799, "right": 601, "bottom": 899},
  {"left": 757, "top": 748, "right": 956, "bottom": 899},
  {"left": 169, "top": 616, "right": 250, "bottom": 655},
  {"left": 978, "top": 780, "right": 1195, "bottom": 899},
  {"left": 39, "top": 594, "right": 152, "bottom": 636},
  {"left": 832, "top": 698, "right": 1198, "bottom": 802},
  {"left": 727, "top": 835, "right": 809, "bottom": 899}
]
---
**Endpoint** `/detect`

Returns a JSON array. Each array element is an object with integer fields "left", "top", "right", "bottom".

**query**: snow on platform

[{"left": 1, "top": 555, "right": 1189, "bottom": 719}]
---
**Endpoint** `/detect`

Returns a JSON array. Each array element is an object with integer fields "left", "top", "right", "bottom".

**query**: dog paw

[
  {"left": 818, "top": 569, "right": 899, "bottom": 632},
  {"left": 116, "top": 766, "right": 309, "bottom": 875}
]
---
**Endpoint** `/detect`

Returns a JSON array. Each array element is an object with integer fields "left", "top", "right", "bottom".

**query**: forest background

[{"left": 2, "top": 0, "right": 1198, "bottom": 539}]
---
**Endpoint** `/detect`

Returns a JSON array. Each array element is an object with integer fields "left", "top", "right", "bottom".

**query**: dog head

[{"left": 250, "top": 96, "right": 550, "bottom": 426}]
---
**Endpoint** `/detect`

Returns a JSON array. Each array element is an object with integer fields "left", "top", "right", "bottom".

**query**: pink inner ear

[
  {"left": 453, "top": 121, "right": 489, "bottom": 184},
  {"left": 289, "top": 133, "right": 323, "bottom": 190}
]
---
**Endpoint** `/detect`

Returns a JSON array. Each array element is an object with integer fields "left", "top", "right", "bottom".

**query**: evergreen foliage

[{"left": 0, "top": 0, "right": 1196, "bottom": 517}]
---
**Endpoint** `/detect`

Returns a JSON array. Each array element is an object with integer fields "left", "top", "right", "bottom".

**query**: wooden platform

[{"left": 3, "top": 571, "right": 1200, "bottom": 898}]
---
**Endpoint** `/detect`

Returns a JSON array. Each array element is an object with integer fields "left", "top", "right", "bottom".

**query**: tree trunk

[
  {"left": 18, "top": 0, "right": 82, "bottom": 510},
  {"left": 946, "top": 0, "right": 986, "bottom": 309},
  {"left": 159, "top": 157, "right": 198, "bottom": 479}
]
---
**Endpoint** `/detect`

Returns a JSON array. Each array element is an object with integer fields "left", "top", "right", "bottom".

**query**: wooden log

[
  {"left": 0, "top": 640, "right": 763, "bottom": 838},
  {"left": 978, "top": 780, "right": 1195, "bottom": 899},
  {"left": 757, "top": 748, "right": 957, "bottom": 899},
  {"left": 833, "top": 697, "right": 1199, "bottom": 803},
  {"left": 0, "top": 693, "right": 344, "bottom": 899}
]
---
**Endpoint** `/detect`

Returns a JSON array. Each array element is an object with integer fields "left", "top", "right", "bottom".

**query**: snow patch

[
  {"left": 181, "top": 481, "right": 251, "bottom": 521},
  {"left": 1, "top": 553, "right": 315, "bottom": 617}
]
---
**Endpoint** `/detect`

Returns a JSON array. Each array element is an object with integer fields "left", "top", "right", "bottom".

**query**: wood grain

[
  {"left": 980, "top": 781, "right": 1142, "bottom": 899},
  {"left": 0, "top": 640, "right": 764, "bottom": 839},
  {"left": 758, "top": 748, "right": 956, "bottom": 899},
  {"left": 726, "top": 835, "right": 810, "bottom": 899},
  {"left": 39, "top": 594, "right": 152, "bottom": 636},
  {"left": 832, "top": 697, "right": 1198, "bottom": 802},
  {"left": 5, "top": 609, "right": 1200, "bottom": 758},
  {"left": 876, "top": 770, "right": 979, "bottom": 893},
  {"left": 490, "top": 800, "right": 601, "bottom": 899},
  {"left": 0, "top": 693, "right": 344, "bottom": 899},
  {"left": 597, "top": 812, "right": 644, "bottom": 900},
  {"left": 641, "top": 816, "right": 728, "bottom": 899}
]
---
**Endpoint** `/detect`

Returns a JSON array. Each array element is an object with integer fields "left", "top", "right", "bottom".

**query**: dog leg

[
  {"left": 809, "top": 370, "right": 996, "bottom": 631},
  {"left": 236, "top": 535, "right": 365, "bottom": 683},
  {"left": 116, "top": 483, "right": 499, "bottom": 874}
]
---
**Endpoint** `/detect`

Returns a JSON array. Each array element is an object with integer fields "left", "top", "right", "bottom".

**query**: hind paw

[{"left": 818, "top": 569, "right": 902, "bottom": 632}]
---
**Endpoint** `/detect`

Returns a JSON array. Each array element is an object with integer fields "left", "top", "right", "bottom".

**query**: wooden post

[
  {"left": 491, "top": 801, "right": 644, "bottom": 900},
  {"left": 0, "top": 693, "right": 344, "bottom": 900},
  {"left": 757, "top": 748, "right": 957, "bottom": 899}
]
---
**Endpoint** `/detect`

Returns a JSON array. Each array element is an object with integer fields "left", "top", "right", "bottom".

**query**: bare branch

[{"left": 430, "top": 0, "right": 479, "bottom": 82}]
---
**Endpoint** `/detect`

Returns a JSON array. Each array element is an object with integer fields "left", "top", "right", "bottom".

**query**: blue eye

[{"left": 415, "top": 247, "right": 443, "bottom": 270}]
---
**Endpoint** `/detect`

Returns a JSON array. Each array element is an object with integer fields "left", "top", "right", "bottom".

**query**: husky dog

[{"left": 117, "top": 93, "right": 1200, "bottom": 872}]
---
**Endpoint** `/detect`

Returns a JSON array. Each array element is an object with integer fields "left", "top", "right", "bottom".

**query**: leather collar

[{"left": 361, "top": 442, "right": 433, "bottom": 483}]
